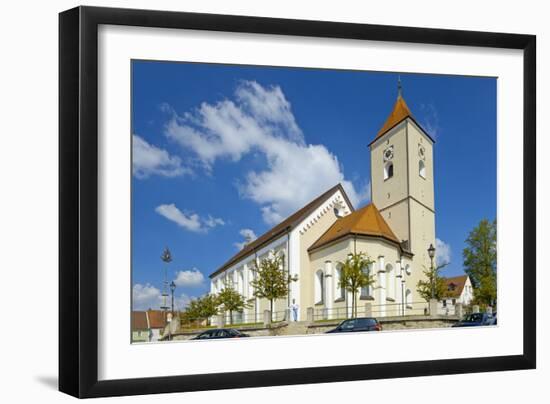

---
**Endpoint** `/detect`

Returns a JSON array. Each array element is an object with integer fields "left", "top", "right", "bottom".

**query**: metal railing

[{"left": 313, "top": 301, "right": 431, "bottom": 321}]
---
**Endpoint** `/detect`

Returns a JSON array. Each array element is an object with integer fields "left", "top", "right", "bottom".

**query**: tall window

[
  {"left": 419, "top": 160, "right": 426, "bottom": 178},
  {"left": 384, "top": 162, "right": 394, "bottom": 180},
  {"left": 315, "top": 270, "right": 325, "bottom": 304},
  {"left": 360, "top": 264, "right": 372, "bottom": 298},
  {"left": 334, "top": 265, "right": 345, "bottom": 300},
  {"left": 238, "top": 270, "right": 244, "bottom": 295},
  {"left": 386, "top": 264, "right": 395, "bottom": 300}
]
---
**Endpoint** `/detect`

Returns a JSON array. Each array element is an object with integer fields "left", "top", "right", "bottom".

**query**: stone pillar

[
  {"left": 472, "top": 305, "right": 480, "bottom": 314},
  {"left": 215, "top": 314, "right": 225, "bottom": 327},
  {"left": 263, "top": 310, "right": 271, "bottom": 327},
  {"left": 377, "top": 256, "right": 386, "bottom": 317},
  {"left": 455, "top": 303, "right": 463, "bottom": 319},
  {"left": 325, "top": 261, "right": 333, "bottom": 319},
  {"left": 364, "top": 303, "right": 372, "bottom": 317},
  {"left": 307, "top": 307, "right": 314, "bottom": 323},
  {"left": 394, "top": 260, "right": 402, "bottom": 316},
  {"left": 429, "top": 299, "right": 439, "bottom": 317},
  {"left": 285, "top": 308, "right": 291, "bottom": 322}
]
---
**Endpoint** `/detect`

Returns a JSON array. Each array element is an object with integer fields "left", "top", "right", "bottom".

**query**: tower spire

[{"left": 397, "top": 75, "right": 403, "bottom": 99}]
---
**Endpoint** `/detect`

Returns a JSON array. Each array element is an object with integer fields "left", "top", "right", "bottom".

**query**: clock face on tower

[
  {"left": 383, "top": 146, "right": 394, "bottom": 162},
  {"left": 418, "top": 145, "right": 426, "bottom": 160}
]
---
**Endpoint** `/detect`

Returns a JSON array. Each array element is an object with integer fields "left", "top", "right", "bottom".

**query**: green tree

[
  {"left": 250, "top": 252, "right": 294, "bottom": 321},
  {"left": 182, "top": 294, "right": 219, "bottom": 326},
  {"left": 337, "top": 252, "right": 376, "bottom": 318},
  {"left": 416, "top": 262, "right": 448, "bottom": 302},
  {"left": 463, "top": 219, "right": 497, "bottom": 307},
  {"left": 217, "top": 282, "right": 250, "bottom": 325}
]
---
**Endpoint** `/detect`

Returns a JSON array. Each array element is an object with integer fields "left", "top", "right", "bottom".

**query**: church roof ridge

[{"left": 209, "top": 183, "right": 354, "bottom": 279}]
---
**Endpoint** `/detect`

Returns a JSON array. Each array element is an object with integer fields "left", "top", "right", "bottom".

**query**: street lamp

[
  {"left": 170, "top": 281, "right": 176, "bottom": 314},
  {"left": 427, "top": 243, "right": 436, "bottom": 299}
]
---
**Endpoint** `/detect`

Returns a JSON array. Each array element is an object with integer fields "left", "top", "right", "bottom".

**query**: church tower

[{"left": 369, "top": 80, "right": 436, "bottom": 299}]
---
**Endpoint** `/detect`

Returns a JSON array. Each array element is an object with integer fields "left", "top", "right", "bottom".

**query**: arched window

[
  {"left": 315, "top": 270, "right": 325, "bottom": 304},
  {"left": 419, "top": 160, "right": 426, "bottom": 178},
  {"left": 384, "top": 162, "right": 394, "bottom": 180},
  {"left": 334, "top": 265, "right": 345, "bottom": 300},
  {"left": 386, "top": 264, "right": 395, "bottom": 300},
  {"left": 405, "top": 289, "right": 413, "bottom": 309},
  {"left": 360, "top": 264, "right": 373, "bottom": 298},
  {"left": 238, "top": 270, "right": 244, "bottom": 295}
]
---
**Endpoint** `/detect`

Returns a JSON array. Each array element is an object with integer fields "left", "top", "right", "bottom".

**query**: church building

[{"left": 209, "top": 85, "right": 436, "bottom": 321}]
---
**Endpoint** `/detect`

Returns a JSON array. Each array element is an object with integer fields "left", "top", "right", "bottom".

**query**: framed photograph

[{"left": 59, "top": 6, "right": 536, "bottom": 398}]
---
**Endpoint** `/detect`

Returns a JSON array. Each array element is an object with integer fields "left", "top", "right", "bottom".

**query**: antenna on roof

[{"left": 397, "top": 74, "right": 403, "bottom": 99}]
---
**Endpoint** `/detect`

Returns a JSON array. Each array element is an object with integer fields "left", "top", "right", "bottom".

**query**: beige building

[{"left": 209, "top": 88, "right": 436, "bottom": 321}]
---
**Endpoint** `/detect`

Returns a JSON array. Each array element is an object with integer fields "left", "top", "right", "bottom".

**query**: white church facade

[{"left": 209, "top": 88, "right": 436, "bottom": 321}]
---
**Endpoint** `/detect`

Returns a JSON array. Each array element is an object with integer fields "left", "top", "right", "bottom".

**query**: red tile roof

[
  {"left": 132, "top": 311, "right": 148, "bottom": 331},
  {"left": 308, "top": 203, "right": 405, "bottom": 252},
  {"left": 443, "top": 275, "right": 468, "bottom": 298},
  {"left": 146, "top": 310, "right": 167, "bottom": 329},
  {"left": 375, "top": 95, "right": 413, "bottom": 141},
  {"left": 368, "top": 94, "right": 434, "bottom": 146}
]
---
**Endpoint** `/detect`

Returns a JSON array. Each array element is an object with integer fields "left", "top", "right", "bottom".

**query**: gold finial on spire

[{"left": 397, "top": 74, "right": 403, "bottom": 99}]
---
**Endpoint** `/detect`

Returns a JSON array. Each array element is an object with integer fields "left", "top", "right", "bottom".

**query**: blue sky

[{"left": 131, "top": 60, "right": 496, "bottom": 311}]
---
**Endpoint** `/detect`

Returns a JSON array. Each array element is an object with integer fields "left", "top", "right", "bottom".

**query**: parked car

[
  {"left": 487, "top": 312, "right": 497, "bottom": 325},
  {"left": 452, "top": 312, "right": 495, "bottom": 327},
  {"left": 326, "top": 317, "right": 382, "bottom": 333},
  {"left": 191, "top": 328, "right": 250, "bottom": 340}
]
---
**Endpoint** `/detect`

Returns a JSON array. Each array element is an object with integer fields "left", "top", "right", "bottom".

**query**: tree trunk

[
  {"left": 229, "top": 310, "right": 233, "bottom": 325},
  {"left": 270, "top": 299, "right": 274, "bottom": 322},
  {"left": 351, "top": 292, "right": 357, "bottom": 318}
]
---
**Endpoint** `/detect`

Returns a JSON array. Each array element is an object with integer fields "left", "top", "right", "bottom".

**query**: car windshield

[
  {"left": 463, "top": 313, "right": 484, "bottom": 323},
  {"left": 340, "top": 318, "right": 376, "bottom": 329}
]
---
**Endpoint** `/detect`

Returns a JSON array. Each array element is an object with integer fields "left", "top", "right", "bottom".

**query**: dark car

[
  {"left": 326, "top": 317, "right": 382, "bottom": 333},
  {"left": 191, "top": 328, "right": 250, "bottom": 340},
  {"left": 452, "top": 312, "right": 495, "bottom": 327}
]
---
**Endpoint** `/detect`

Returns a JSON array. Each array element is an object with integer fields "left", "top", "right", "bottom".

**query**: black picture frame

[{"left": 59, "top": 6, "right": 536, "bottom": 398}]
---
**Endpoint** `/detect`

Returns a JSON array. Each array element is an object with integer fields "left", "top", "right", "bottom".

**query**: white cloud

[
  {"left": 155, "top": 204, "right": 225, "bottom": 233},
  {"left": 132, "top": 134, "right": 190, "bottom": 179},
  {"left": 132, "top": 283, "right": 193, "bottom": 311},
  {"left": 133, "top": 283, "right": 161, "bottom": 310},
  {"left": 164, "top": 81, "right": 369, "bottom": 225},
  {"left": 204, "top": 215, "right": 225, "bottom": 228},
  {"left": 435, "top": 238, "right": 451, "bottom": 266},
  {"left": 155, "top": 204, "right": 203, "bottom": 232},
  {"left": 234, "top": 228, "right": 258, "bottom": 250},
  {"left": 173, "top": 269, "right": 205, "bottom": 287},
  {"left": 420, "top": 103, "right": 440, "bottom": 139}
]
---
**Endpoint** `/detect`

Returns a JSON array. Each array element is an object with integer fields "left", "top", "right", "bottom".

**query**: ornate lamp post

[
  {"left": 170, "top": 281, "right": 176, "bottom": 314},
  {"left": 427, "top": 243, "right": 436, "bottom": 299}
]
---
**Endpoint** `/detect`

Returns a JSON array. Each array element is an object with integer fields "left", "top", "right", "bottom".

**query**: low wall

[
  {"left": 165, "top": 316, "right": 458, "bottom": 340},
  {"left": 167, "top": 322, "right": 288, "bottom": 341}
]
